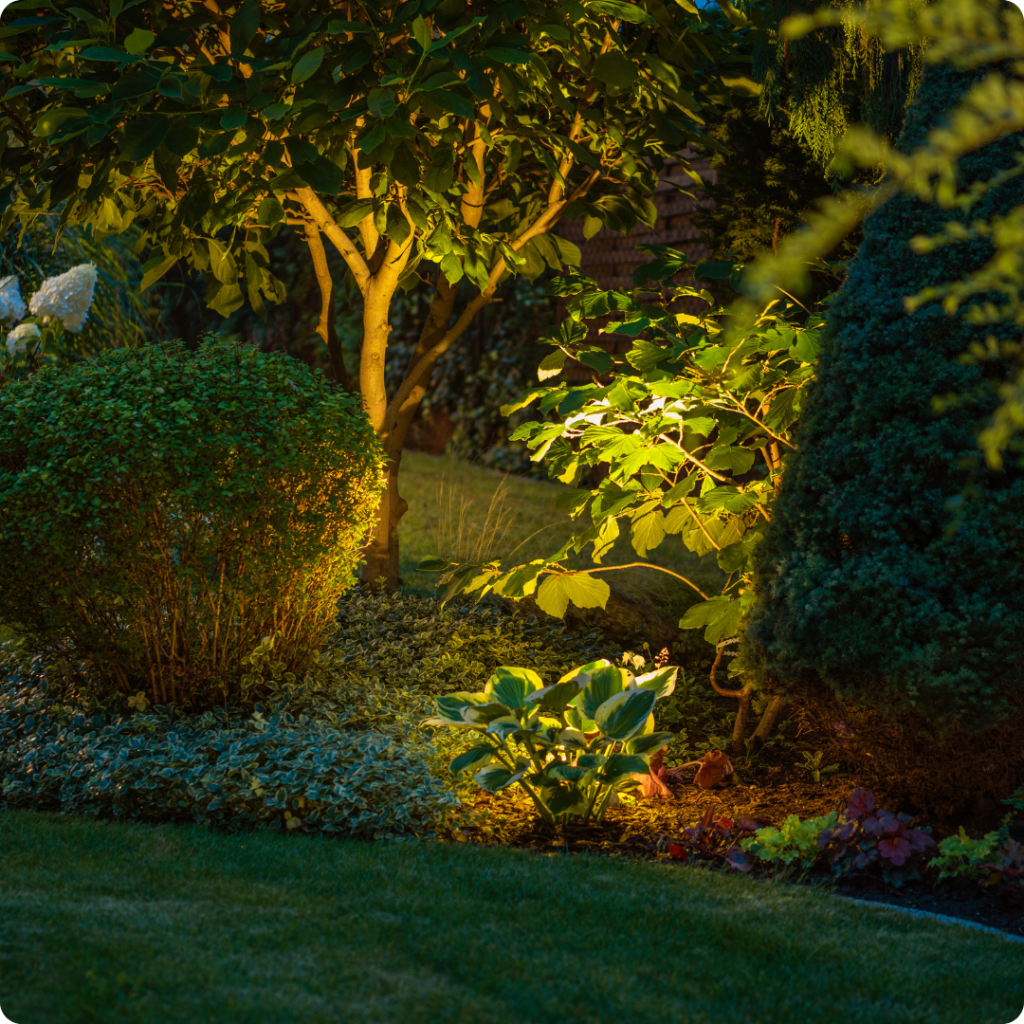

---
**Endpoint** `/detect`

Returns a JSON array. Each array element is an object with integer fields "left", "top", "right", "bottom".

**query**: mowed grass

[
  {"left": 0, "top": 810, "right": 1021, "bottom": 1024},
  {"left": 397, "top": 451, "right": 724, "bottom": 613}
]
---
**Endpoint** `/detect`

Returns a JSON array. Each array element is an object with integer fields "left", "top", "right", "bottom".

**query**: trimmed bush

[
  {"left": 0, "top": 337, "right": 385, "bottom": 710},
  {"left": 744, "top": 61, "right": 1024, "bottom": 737},
  {"left": 0, "top": 642, "right": 458, "bottom": 839}
]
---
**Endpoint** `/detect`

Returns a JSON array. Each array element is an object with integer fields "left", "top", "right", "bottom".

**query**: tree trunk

[{"left": 748, "top": 694, "right": 787, "bottom": 752}]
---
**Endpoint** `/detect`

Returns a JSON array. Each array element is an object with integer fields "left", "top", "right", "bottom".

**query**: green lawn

[
  {"left": 397, "top": 451, "right": 724, "bottom": 614},
  {"left": 0, "top": 811, "right": 1020, "bottom": 1024}
]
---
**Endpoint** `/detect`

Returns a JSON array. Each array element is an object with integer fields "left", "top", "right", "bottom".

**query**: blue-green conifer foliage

[
  {"left": 745, "top": 61, "right": 1024, "bottom": 737},
  {"left": 0, "top": 338, "right": 385, "bottom": 709}
]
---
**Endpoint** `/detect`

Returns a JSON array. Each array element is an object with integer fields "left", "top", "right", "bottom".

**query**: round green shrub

[
  {"left": 744, "top": 61, "right": 1024, "bottom": 736},
  {"left": 0, "top": 336, "right": 385, "bottom": 710}
]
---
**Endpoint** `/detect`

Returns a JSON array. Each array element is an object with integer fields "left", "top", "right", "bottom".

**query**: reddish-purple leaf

[
  {"left": 878, "top": 836, "right": 912, "bottom": 866},
  {"left": 906, "top": 829, "right": 935, "bottom": 852},
  {"left": 846, "top": 788, "right": 875, "bottom": 819}
]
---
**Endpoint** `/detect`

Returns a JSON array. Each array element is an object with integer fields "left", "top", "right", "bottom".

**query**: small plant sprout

[{"left": 797, "top": 749, "right": 840, "bottom": 783}]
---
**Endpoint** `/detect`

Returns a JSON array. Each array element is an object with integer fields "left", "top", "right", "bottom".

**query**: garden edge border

[{"left": 825, "top": 893, "right": 1024, "bottom": 945}]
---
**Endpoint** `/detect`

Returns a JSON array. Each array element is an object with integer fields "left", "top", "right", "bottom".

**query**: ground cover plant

[{"left": 1, "top": 809, "right": 1022, "bottom": 1024}]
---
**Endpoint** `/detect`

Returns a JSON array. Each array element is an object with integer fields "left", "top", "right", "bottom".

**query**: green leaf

[
  {"left": 587, "top": 1, "right": 653, "bottom": 23},
  {"left": 475, "top": 764, "right": 527, "bottom": 792},
  {"left": 258, "top": 195, "right": 285, "bottom": 226},
  {"left": 526, "top": 678, "right": 588, "bottom": 712},
  {"left": 625, "top": 731, "right": 675, "bottom": 756},
  {"left": 119, "top": 113, "right": 168, "bottom": 162},
  {"left": 336, "top": 199, "right": 374, "bottom": 228},
  {"left": 139, "top": 253, "right": 178, "bottom": 293},
  {"left": 434, "top": 692, "right": 488, "bottom": 724},
  {"left": 579, "top": 665, "right": 627, "bottom": 721},
  {"left": 595, "top": 688, "right": 657, "bottom": 741},
  {"left": 220, "top": 108, "right": 248, "bottom": 131},
  {"left": 462, "top": 704, "right": 515, "bottom": 729},
  {"left": 537, "top": 350, "right": 566, "bottom": 381},
  {"left": 485, "top": 666, "right": 543, "bottom": 709},
  {"left": 535, "top": 573, "right": 610, "bottom": 618},
  {"left": 230, "top": 0, "right": 261, "bottom": 56},
  {"left": 292, "top": 46, "right": 324, "bottom": 85},
  {"left": 630, "top": 509, "right": 665, "bottom": 558},
  {"left": 597, "top": 752, "right": 651, "bottom": 784},
  {"left": 296, "top": 156, "right": 344, "bottom": 195},
  {"left": 390, "top": 141, "right": 420, "bottom": 187},
  {"left": 123, "top": 28, "right": 156, "bottom": 55},
  {"left": 422, "top": 89, "right": 474, "bottom": 119},
  {"left": 680, "top": 595, "right": 744, "bottom": 643},
  {"left": 450, "top": 744, "right": 495, "bottom": 775},
  {"left": 635, "top": 667, "right": 678, "bottom": 699},
  {"left": 591, "top": 51, "right": 637, "bottom": 91},
  {"left": 485, "top": 47, "right": 532, "bottom": 65},
  {"left": 165, "top": 120, "right": 199, "bottom": 158}
]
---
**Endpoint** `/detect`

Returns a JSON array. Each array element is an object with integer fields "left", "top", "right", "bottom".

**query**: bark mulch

[{"left": 446, "top": 766, "right": 1024, "bottom": 941}]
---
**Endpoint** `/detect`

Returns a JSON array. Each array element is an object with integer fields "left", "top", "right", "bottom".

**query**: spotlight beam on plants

[{"left": 0, "top": 0, "right": 756, "bottom": 590}]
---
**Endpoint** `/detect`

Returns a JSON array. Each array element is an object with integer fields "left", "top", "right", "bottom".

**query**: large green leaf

[
  {"left": 625, "top": 731, "right": 675, "bottom": 756},
  {"left": 475, "top": 764, "right": 527, "bottom": 792},
  {"left": 635, "top": 666, "right": 678, "bottom": 699},
  {"left": 591, "top": 52, "right": 637, "bottom": 91},
  {"left": 594, "top": 688, "right": 656, "bottom": 741},
  {"left": 535, "top": 573, "right": 610, "bottom": 617},
  {"left": 579, "top": 665, "right": 627, "bottom": 721},
  {"left": 292, "top": 46, "right": 325, "bottom": 84},
  {"left": 118, "top": 113, "right": 167, "bottom": 162},
  {"left": 434, "top": 692, "right": 487, "bottom": 724},
  {"left": 229, "top": 0, "right": 261, "bottom": 56},
  {"left": 484, "top": 666, "right": 542, "bottom": 709},
  {"left": 597, "top": 752, "right": 650, "bottom": 784},
  {"left": 461, "top": 701, "right": 515, "bottom": 725},
  {"left": 526, "top": 677, "right": 587, "bottom": 711},
  {"left": 450, "top": 744, "right": 495, "bottom": 775}
]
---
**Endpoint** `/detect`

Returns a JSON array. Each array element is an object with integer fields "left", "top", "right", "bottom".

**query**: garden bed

[{"left": 447, "top": 775, "right": 1024, "bottom": 941}]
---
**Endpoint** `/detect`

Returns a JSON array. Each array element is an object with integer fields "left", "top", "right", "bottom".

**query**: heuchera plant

[
  {"left": 816, "top": 788, "right": 936, "bottom": 887},
  {"left": 427, "top": 659, "right": 678, "bottom": 826},
  {"left": 666, "top": 804, "right": 768, "bottom": 870}
]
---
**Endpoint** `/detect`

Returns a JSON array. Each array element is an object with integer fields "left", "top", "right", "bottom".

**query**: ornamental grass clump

[{"left": 0, "top": 336, "right": 385, "bottom": 710}]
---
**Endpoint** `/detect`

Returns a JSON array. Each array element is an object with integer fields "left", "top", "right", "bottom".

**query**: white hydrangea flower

[
  {"left": 5, "top": 322, "right": 41, "bottom": 357},
  {"left": 0, "top": 275, "right": 26, "bottom": 324},
  {"left": 29, "top": 262, "right": 98, "bottom": 333}
]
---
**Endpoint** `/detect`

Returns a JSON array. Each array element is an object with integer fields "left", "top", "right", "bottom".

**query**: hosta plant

[
  {"left": 427, "top": 659, "right": 678, "bottom": 826},
  {"left": 815, "top": 788, "right": 936, "bottom": 888}
]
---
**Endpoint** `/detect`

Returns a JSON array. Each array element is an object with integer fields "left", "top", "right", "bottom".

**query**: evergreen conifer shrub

[
  {"left": 744, "top": 61, "right": 1024, "bottom": 737},
  {"left": 0, "top": 337, "right": 385, "bottom": 709}
]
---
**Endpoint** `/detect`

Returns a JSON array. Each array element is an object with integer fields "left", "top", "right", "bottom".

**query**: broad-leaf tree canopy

[{"left": 0, "top": 0, "right": 751, "bottom": 587}]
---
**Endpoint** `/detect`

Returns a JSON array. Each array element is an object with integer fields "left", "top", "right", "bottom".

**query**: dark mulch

[{"left": 448, "top": 767, "right": 1024, "bottom": 940}]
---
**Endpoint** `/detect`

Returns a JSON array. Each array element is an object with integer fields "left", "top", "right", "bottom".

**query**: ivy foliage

[
  {"left": 0, "top": 590, "right": 623, "bottom": 836},
  {"left": 420, "top": 250, "right": 825, "bottom": 663},
  {"left": 0, "top": 336, "right": 385, "bottom": 709},
  {"left": 0, "top": 641, "right": 459, "bottom": 839},
  {"left": 744, "top": 56, "right": 1024, "bottom": 736}
]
